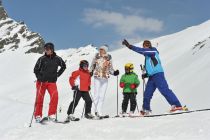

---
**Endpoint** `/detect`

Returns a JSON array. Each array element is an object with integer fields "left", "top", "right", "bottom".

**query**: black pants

[
  {"left": 122, "top": 93, "right": 137, "bottom": 112},
  {"left": 67, "top": 90, "right": 92, "bottom": 115}
]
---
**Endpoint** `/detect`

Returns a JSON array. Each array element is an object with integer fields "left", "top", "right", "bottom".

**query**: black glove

[
  {"left": 90, "top": 71, "right": 93, "bottom": 77},
  {"left": 122, "top": 39, "right": 132, "bottom": 49},
  {"left": 72, "top": 86, "right": 79, "bottom": 91},
  {"left": 113, "top": 70, "right": 119, "bottom": 76},
  {"left": 142, "top": 73, "right": 149, "bottom": 79}
]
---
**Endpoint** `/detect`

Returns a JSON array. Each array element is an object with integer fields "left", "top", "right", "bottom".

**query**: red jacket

[{"left": 69, "top": 68, "right": 91, "bottom": 92}]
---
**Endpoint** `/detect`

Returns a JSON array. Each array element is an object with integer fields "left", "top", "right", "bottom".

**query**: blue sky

[{"left": 3, "top": 0, "right": 210, "bottom": 50}]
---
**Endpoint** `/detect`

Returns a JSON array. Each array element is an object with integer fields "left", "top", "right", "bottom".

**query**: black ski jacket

[{"left": 34, "top": 52, "right": 66, "bottom": 82}]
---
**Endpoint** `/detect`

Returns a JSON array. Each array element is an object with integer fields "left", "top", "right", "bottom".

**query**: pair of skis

[{"left": 115, "top": 108, "right": 210, "bottom": 118}]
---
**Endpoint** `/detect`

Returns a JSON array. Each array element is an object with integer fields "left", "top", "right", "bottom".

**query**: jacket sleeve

[
  {"left": 88, "top": 72, "right": 91, "bottom": 87},
  {"left": 131, "top": 45, "right": 156, "bottom": 56},
  {"left": 120, "top": 75, "right": 125, "bottom": 84},
  {"left": 33, "top": 57, "right": 43, "bottom": 79},
  {"left": 69, "top": 70, "right": 80, "bottom": 87},
  {"left": 134, "top": 74, "right": 140, "bottom": 87},
  {"left": 57, "top": 57, "right": 66, "bottom": 77},
  {"left": 108, "top": 58, "right": 115, "bottom": 75},
  {"left": 90, "top": 55, "right": 97, "bottom": 72}
]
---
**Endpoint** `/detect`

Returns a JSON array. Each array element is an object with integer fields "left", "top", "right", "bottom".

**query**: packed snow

[{"left": 1, "top": 20, "right": 210, "bottom": 140}]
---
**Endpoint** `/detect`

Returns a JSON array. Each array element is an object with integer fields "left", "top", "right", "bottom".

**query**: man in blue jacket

[{"left": 122, "top": 39, "right": 182, "bottom": 115}]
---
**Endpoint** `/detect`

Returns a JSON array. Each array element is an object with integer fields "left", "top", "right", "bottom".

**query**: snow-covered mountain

[
  {"left": 1, "top": 12, "right": 210, "bottom": 140},
  {"left": 0, "top": 4, "right": 44, "bottom": 54}
]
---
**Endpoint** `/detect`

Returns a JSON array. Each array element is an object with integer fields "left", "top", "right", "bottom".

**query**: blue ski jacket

[{"left": 131, "top": 45, "right": 164, "bottom": 76}]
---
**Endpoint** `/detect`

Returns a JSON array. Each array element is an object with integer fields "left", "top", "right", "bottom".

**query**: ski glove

[
  {"left": 72, "top": 86, "right": 79, "bottom": 91},
  {"left": 122, "top": 39, "right": 132, "bottom": 49},
  {"left": 130, "top": 84, "right": 137, "bottom": 89},
  {"left": 90, "top": 71, "right": 93, "bottom": 77},
  {"left": 113, "top": 70, "right": 119, "bottom": 76},
  {"left": 120, "top": 82, "right": 125, "bottom": 88}
]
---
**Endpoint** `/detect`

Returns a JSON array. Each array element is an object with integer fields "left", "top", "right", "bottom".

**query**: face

[
  {"left": 45, "top": 48, "right": 53, "bottom": 55},
  {"left": 82, "top": 65, "right": 88, "bottom": 70},
  {"left": 125, "top": 67, "right": 133, "bottom": 74},
  {"left": 143, "top": 41, "right": 151, "bottom": 48},
  {"left": 143, "top": 43, "right": 150, "bottom": 48},
  {"left": 99, "top": 48, "right": 106, "bottom": 55}
]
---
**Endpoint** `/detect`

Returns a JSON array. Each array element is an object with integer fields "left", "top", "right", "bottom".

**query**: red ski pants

[{"left": 34, "top": 81, "right": 58, "bottom": 117}]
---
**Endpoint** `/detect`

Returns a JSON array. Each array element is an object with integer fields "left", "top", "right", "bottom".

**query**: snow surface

[{"left": 1, "top": 20, "right": 210, "bottom": 140}]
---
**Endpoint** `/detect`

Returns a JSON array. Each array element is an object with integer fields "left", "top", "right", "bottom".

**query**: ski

[
  {"left": 99, "top": 115, "right": 109, "bottom": 119},
  {"left": 55, "top": 118, "right": 80, "bottom": 124},
  {"left": 55, "top": 120, "right": 70, "bottom": 124},
  {"left": 130, "top": 108, "right": 210, "bottom": 118},
  {"left": 87, "top": 115, "right": 110, "bottom": 120}
]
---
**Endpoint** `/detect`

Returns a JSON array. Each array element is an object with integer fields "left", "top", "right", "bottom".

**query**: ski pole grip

[{"left": 140, "top": 64, "right": 143, "bottom": 70}]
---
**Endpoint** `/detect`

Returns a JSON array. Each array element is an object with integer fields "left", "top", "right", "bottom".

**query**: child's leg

[
  {"left": 67, "top": 90, "right": 82, "bottom": 115},
  {"left": 81, "top": 91, "right": 92, "bottom": 114},
  {"left": 122, "top": 93, "right": 129, "bottom": 113},
  {"left": 129, "top": 93, "right": 137, "bottom": 112}
]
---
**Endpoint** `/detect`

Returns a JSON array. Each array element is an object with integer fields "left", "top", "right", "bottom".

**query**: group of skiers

[{"left": 33, "top": 40, "right": 184, "bottom": 123}]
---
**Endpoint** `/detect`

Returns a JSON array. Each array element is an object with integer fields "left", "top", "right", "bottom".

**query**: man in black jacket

[{"left": 34, "top": 42, "right": 66, "bottom": 122}]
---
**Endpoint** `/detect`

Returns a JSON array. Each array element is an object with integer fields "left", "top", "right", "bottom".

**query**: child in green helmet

[{"left": 119, "top": 63, "right": 140, "bottom": 117}]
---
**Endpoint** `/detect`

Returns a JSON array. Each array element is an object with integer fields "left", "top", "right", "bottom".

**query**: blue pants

[{"left": 143, "top": 72, "right": 181, "bottom": 111}]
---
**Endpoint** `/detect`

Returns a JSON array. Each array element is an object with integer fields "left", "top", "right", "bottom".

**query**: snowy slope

[{"left": 1, "top": 20, "right": 210, "bottom": 140}]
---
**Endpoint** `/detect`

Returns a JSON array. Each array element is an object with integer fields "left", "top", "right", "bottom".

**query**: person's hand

[
  {"left": 122, "top": 39, "right": 132, "bottom": 49},
  {"left": 130, "top": 84, "right": 137, "bottom": 89},
  {"left": 90, "top": 71, "right": 93, "bottom": 77},
  {"left": 113, "top": 70, "right": 119, "bottom": 76},
  {"left": 120, "top": 82, "right": 125, "bottom": 88},
  {"left": 72, "top": 86, "right": 79, "bottom": 91}
]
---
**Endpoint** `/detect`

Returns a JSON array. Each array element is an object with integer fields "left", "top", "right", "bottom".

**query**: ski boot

[
  {"left": 48, "top": 114, "right": 56, "bottom": 122},
  {"left": 35, "top": 116, "right": 42, "bottom": 123},
  {"left": 140, "top": 109, "right": 152, "bottom": 116},
  {"left": 85, "top": 113, "right": 94, "bottom": 119}
]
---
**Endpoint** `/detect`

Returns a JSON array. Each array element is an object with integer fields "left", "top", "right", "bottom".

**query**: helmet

[
  {"left": 125, "top": 63, "right": 134, "bottom": 73},
  {"left": 80, "top": 60, "right": 89, "bottom": 69},
  {"left": 44, "top": 42, "right": 54, "bottom": 51}
]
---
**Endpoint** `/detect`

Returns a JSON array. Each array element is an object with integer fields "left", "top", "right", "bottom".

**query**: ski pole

[
  {"left": 135, "top": 94, "right": 140, "bottom": 113},
  {"left": 140, "top": 64, "right": 146, "bottom": 94},
  {"left": 55, "top": 111, "right": 58, "bottom": 122},
  {"left": 115, "top": 75, "right": 119, "bottom": 117},
  {"left": 71, "top": 89, "right": 79, "bottom": 116},
  {"left": 29, "top": 81, "right": 43, "bottom": 127},
  {"left": 81, "top": 103, "right": 85, "bottom": 118}
]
